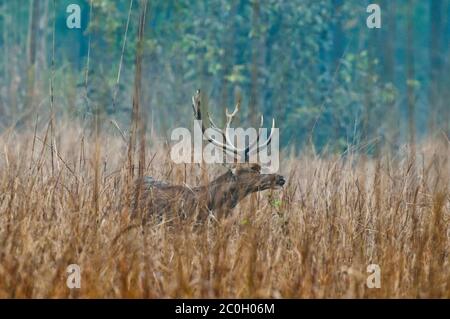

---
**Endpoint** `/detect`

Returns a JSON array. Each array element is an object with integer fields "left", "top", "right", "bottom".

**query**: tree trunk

[
  {"left": 332, "top": 0, "right": 345, "bottom": 69},
  {"left": 220, "top": 0, "right": 238, "bottom": 122},
  {"left": 25, "top": 0, "right": 40, "bottom": 113},
  {"left": 249, "top": 0, "right": 261, "bottom": 126},
  {"left": 406, "top": 0, "right": 416, "bottom": 148},
  {"left": 383, "top": 0, "right": 398, "bottom": 148},
  {"left": 428, "top": 0, "right": 443, "bottom": 133}
]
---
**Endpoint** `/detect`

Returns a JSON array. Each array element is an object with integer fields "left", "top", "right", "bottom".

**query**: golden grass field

[{"left": 0, "top": 123, "right": 449, "bottom": 298}]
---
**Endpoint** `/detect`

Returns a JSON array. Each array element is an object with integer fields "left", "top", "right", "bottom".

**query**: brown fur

[{"left": 134, "top": 163, "right": 285, "bottom": 223}]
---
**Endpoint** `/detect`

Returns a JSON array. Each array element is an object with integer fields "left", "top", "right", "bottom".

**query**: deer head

[
  {"left": 230, "top": 163, "right": 285, "bottom": 191},
  {"left": 191, "top": 90, "right": 286, "bottom": 216}
]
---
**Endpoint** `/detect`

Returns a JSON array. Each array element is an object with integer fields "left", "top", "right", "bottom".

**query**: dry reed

[{"left": 0, "top": 123, "right": 448, "bottom": 298}]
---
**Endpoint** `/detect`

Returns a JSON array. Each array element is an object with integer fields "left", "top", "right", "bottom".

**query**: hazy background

[{"left": 0, "top": 0, "right": 449, "bottom": 153}]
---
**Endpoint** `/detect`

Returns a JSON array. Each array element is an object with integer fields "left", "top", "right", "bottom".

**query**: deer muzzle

[
  {"left": 258, "top": 174, "right": 286, "bottom": 190},
  {"left": 276, "top": 175, "right": 286, "bottom": 187}
]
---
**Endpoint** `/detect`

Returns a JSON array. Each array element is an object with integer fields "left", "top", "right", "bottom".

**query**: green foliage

[{"left": 0, "top": 0, "right": 448, "bottom": 151}]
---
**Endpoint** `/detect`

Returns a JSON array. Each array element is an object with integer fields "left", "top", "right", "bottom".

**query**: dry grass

[{"left": 0, "top": 123, "right": 449, "bottom": 298}]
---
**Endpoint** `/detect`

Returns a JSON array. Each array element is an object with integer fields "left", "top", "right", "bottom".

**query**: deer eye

[{"left": 251, "top": 164, "right": 261, "bottom": 172}]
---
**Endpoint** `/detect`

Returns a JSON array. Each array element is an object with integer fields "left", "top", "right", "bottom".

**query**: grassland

[{"left": 0, "top": 124, "right": 448, "bottom": 298}]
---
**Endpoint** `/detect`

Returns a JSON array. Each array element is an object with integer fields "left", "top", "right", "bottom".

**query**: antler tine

[
  {"left": 207, "top": 110, "right": 241, "bottom": 153},
  {"left": 207, "top": 110, "right": 241, "bottom": 157},
  {"left": 191, "top": 89, "right": 201, "bottom": 119},
  {"left": 243, "top": 114, "right": 264, "bottom": 161},
  {"left": 223, "top": 99, "right": 248, "bottom": 152},
  {"left": 190, "top": 90, "right": 242, "bottom": 160},
  {"left": 248, "top": 117, "right": 276, "bottom": 157},
  {"left": 225, "top": 99, "right": 240, "bottom": 127},
  {"left": 207, "top": 111, "right": 223, "bottom": 133}
]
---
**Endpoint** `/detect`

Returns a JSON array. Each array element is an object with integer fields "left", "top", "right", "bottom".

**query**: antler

[
  {"left": 192, "top": 90, "right": 239, "bottom": 160},
  {"left": 206, "top": 100, "right": 241, "bottom": 151},
  {"left": 191, "top": 90, "right": 276, "bottom": 162}
]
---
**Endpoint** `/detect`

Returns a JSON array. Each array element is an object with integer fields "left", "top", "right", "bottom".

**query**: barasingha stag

[{"left": 135, "top": 90, "right": 285, "bottom": 223}]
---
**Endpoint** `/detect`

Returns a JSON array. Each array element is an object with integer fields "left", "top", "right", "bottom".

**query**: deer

[{"left": 134, "top": 90, "right": 285, "bottom": 224}]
